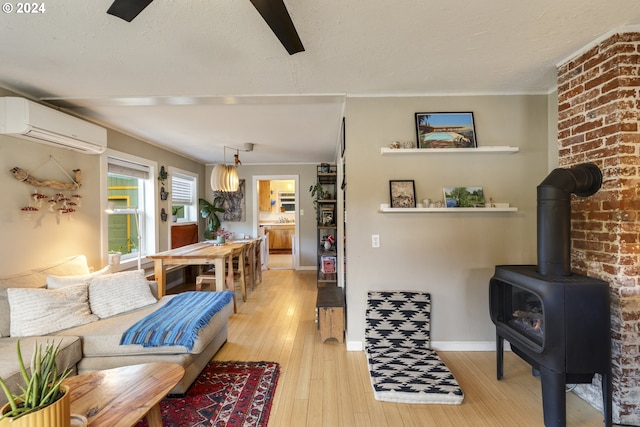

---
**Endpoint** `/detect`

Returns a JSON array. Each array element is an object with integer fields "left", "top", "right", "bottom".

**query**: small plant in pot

[{"left": 0, "top": 340, "right": 72, "bottom": 426}]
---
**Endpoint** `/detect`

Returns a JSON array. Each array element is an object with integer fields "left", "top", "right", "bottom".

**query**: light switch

[{"left": 372, "top": 234, "right": 380, "bottom": 248}]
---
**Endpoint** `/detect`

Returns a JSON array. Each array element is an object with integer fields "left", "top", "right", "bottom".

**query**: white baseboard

[
  {"left": 346, "top": 341, "right": 363, "bottom": 352},
  {"left": 346, "top": 340, "right": 511, "bottom": 352}
]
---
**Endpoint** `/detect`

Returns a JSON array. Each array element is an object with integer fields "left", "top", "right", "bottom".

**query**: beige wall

[
  {"left": 344, "top": 94, "right": 550, "bottom": 347},
  {"left": 0, "top": 87, "right": 204, "bottom": 274}
]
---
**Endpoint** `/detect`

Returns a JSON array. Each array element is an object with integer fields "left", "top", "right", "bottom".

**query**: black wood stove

[{"left": 489, "top": 164, "right": 612, "bottom": 427}]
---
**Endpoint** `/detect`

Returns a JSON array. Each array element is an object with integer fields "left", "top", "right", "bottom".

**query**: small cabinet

[{"left": 314, "top": 164, "right": 338, "bottom": 286}]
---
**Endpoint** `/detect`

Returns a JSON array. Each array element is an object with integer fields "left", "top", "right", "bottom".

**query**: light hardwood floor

[{"left": 179, "top": 268, "right": 611, "bottom": 427}]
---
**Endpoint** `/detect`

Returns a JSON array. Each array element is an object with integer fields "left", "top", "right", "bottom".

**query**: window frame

[
  {"left": 101, "top": 149, "right": 158, "bottom": 270},
  {"left": 169, "top": 167, "right": 198, "bottom": 225}
]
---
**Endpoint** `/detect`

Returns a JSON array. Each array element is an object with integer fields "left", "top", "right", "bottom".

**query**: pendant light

[{"left": 210, "top": 145, "right": 249, "bottom": 192}]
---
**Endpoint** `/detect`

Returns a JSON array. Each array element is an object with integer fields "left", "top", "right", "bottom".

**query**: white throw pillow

[
  {"left": 46, "top": 265, "right": 112, "bottom": 289},
  {"left": 88, "top": 270, "right": 157, "bottom": 319},
  {"left": 8, "top": 284, "right": 98, "bottom": 337}
]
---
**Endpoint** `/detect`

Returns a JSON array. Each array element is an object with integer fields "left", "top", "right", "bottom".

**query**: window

[
  {"left": 102, "top": 151, "right": 157, "bottom": 268},
  {"left": 170, "top": 168, "right": 198, "bottom": 223}
]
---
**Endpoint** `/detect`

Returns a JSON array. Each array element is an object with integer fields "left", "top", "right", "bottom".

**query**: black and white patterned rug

[{"left": 365, "top": 291, "right": 464, "bottom": 404}]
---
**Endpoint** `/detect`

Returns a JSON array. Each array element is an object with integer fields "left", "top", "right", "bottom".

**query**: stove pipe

[{"left": 537, "top": 163, "right": 602, "bottom": 276}]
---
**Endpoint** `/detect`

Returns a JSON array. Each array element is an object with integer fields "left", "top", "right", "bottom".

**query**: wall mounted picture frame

[
  {"left": 389, "top": 180, "right": 416, "bottom": 208},
  {"left": 213, "top": 179, "right": 246, "bottom": 221},
  {"left": 443, "top": 186, "right": 486, "bottom": 208},
  {"left": 415, "top": 112, "right": 477, "bottom": 149}
]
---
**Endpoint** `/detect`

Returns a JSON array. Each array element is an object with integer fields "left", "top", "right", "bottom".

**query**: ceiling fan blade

[
  {"left": 107, "top": 0, "right": 155, "bottom": 22},
  {"left": 249, "top": 0, "right": 305, "bottom": 55}
]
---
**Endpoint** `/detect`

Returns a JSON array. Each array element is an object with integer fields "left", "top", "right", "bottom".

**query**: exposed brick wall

[{"left": 557, "top": 31, "right": 640, "bottom": 426}]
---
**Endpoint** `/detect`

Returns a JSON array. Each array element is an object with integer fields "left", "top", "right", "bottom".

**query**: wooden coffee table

[{"left": 63, "top": 362, "right": 184, "bottom": 427}]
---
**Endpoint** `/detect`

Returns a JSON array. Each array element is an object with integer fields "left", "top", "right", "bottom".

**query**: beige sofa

[{"left": 0, "top": 255, "right": 233, "bottom": 405}]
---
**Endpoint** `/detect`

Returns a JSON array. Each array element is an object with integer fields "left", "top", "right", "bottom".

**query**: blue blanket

[{"left": 120, "top": 291, "right": 233, "bottom": 351}]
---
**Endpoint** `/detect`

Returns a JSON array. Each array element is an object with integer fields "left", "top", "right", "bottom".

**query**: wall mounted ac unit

[{"left": 0, "top": 97, "right": 107, "bottom": 154}]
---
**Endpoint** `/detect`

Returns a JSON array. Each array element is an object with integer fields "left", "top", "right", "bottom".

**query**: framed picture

[
  {"left": 389, "top": 180, "right": 416, "bottom": 208},
  {"left": 443, "top": 186, "right": 486, "bottom": 208},
  {"left": 415, "top": 112, "right": 477, "bottom": 149}
]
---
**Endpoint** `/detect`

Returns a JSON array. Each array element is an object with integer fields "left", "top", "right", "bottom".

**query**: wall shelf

[
  {"left": 378, "top": 203, "right": 518, "bottom": 213},
  {"left": 380, "top": 146, "right": 519, "bottom": 155}
]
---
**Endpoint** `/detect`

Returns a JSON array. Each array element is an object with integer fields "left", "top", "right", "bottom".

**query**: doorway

[{"left": 252, "top": 175, "right": 300, "bottom": 270}]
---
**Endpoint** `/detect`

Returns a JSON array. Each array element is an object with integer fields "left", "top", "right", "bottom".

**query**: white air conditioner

[{"left": 0, "top": 97, "right": 107, "bottom": 154}]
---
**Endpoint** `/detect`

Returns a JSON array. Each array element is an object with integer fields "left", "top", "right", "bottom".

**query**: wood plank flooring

[{"left": 176, "top": 269, "right": 613, "bottom": 427}]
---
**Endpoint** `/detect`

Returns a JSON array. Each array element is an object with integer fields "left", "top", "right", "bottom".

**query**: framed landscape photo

[
  {"left": 389, "top": 180, "right": 416, "bottom": 208},
  {"left": 443, "top": 186, "right": 486, "bottom": 208},
  {"left": 415, "top": 112, "right": 477, "bottom": 149}
]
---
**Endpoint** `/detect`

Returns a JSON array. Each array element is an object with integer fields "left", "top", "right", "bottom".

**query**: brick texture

[{"left": 557, "top": 31, "right": 640, "bottom": 426}]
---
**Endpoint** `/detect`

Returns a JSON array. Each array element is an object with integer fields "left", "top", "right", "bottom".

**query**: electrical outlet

[{"left": 372, "top": 234, "right": 380, "bottom": 248}]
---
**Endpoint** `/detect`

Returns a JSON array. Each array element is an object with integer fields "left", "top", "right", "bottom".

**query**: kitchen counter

[{"left": 261, "top": 224, "right": 294, "bottom": 251}]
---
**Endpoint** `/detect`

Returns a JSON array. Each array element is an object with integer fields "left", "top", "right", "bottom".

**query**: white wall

[{"left": 344, "top": 94, "right": 550, "bottom": 348}]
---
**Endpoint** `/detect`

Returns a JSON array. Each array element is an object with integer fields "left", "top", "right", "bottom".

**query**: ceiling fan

[{"left": 106, "top": 0, "right": 305, "bottom": 55}]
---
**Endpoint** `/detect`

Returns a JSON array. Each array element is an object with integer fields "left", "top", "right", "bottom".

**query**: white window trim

[{"left": 101, "top": 149, "right": 159, "bottom": 269}]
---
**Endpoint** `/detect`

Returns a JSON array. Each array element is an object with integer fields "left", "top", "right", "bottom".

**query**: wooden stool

[{"left": 316, "top": 287, "right": 344, "bottom": 343}]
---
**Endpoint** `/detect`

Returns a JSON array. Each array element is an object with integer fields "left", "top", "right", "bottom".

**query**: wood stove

[{"left": 489, "top": 164, "right": 612, "bottom": 427}]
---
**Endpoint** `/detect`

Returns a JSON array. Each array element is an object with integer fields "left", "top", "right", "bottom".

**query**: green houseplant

[
  {"left": 199, "top": 197, "right": 225, "bottom": 240},
  {"left": 0, "top": 340, "right": 72, "bottom": 426},
  {"left": 171, "top": 205, "right": 184, "bottom": 222}
]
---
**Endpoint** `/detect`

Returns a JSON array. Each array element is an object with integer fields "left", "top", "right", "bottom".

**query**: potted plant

[
  {"left": 212, "top": 228, "right": 231, "bottom": 244},
  {"left": 108, "top": 250, "right": 121, "bottom": 266},
  {"left": 0, "top": 340, "right": 72, "bottom": 427},
  {"left": 309, "top": 182, "right": 327, "bottom": 215},
  {"left": 171, "top": 205, "right": 184, "bottom": 222},
  {"left": 199, "top": 197, "right": 225, "bottom": 240}
]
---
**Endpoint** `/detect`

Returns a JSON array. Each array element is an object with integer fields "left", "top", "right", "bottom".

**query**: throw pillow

[
  {"left": 8, "top": 284, "right": 98, "bottom": 337},
  {"left": 46, "top": 265, "right": 111, "bottom": 289},
  {"left": 88, "top": 270, "right": 157, "bottom": 319}
]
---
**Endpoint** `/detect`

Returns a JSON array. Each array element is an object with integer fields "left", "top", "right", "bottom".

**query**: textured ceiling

[{"left": 0, "top": 0, "right": 639, "bottom": 164}]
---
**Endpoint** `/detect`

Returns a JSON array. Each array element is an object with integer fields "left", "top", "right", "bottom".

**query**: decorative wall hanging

[
  {"left": 158, "top": 166, "right": 168, "bottom": 185},
  {"left": 213, "top": 179, "right": 246, "bottom": 222},
  {"left": 11, "top": 156, "right": 83, "bottom": 221}
]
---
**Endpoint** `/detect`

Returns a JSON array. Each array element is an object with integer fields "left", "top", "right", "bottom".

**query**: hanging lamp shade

[{"left": 210, "top": 164, "right": 239, "bottom": 192}]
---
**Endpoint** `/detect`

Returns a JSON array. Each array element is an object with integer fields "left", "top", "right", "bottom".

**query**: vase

[
  {"left": 216, "top": 235, "right": 225, "bottom": 244},
  {"left": 0, "top": 385, "right": 71, "bottom": 427},
  {"left": 324, "top": 241, "right": 331, "bottom": 250}
]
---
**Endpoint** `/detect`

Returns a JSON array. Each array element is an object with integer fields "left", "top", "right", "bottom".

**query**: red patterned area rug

[{"left": 136, "top": 361, "right": 280, "bottom": 427}]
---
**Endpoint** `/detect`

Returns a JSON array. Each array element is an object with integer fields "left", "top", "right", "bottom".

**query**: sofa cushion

[
  {"left": 46, "top": 265, "right": 111, "bottom": 289},
  {"left": 0, "top": 255, "right": 92, "bottom": 337},
  {"left": 88, "top": 270, "right": 157, "bottom": 319},
  {"left": 8, "top": 284, "right": 98, "bottom": 337},
  {"left": 0, "top": 273, "right": 46, "bottom": 338}
]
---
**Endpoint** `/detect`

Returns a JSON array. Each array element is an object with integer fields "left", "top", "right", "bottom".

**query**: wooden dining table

[{"left": 148, "top": 239, "right": 259, "bottom": 298}]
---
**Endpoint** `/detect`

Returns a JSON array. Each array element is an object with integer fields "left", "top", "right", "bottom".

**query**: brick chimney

[{"left": 557, "top": 30, "right": 640, "bottom": 426}]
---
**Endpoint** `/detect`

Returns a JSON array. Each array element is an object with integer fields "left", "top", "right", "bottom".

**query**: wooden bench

[{"left": 316, "top": 286, "right": 345, "bottom": 343}]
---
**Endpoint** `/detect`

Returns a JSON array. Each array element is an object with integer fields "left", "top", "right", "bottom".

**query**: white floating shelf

[
  {"left": 379, "top": 203, "right": 518, "bottom": 213},
  {"left": 380, "top": 146, "right": 519, "bottom": 155}
]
